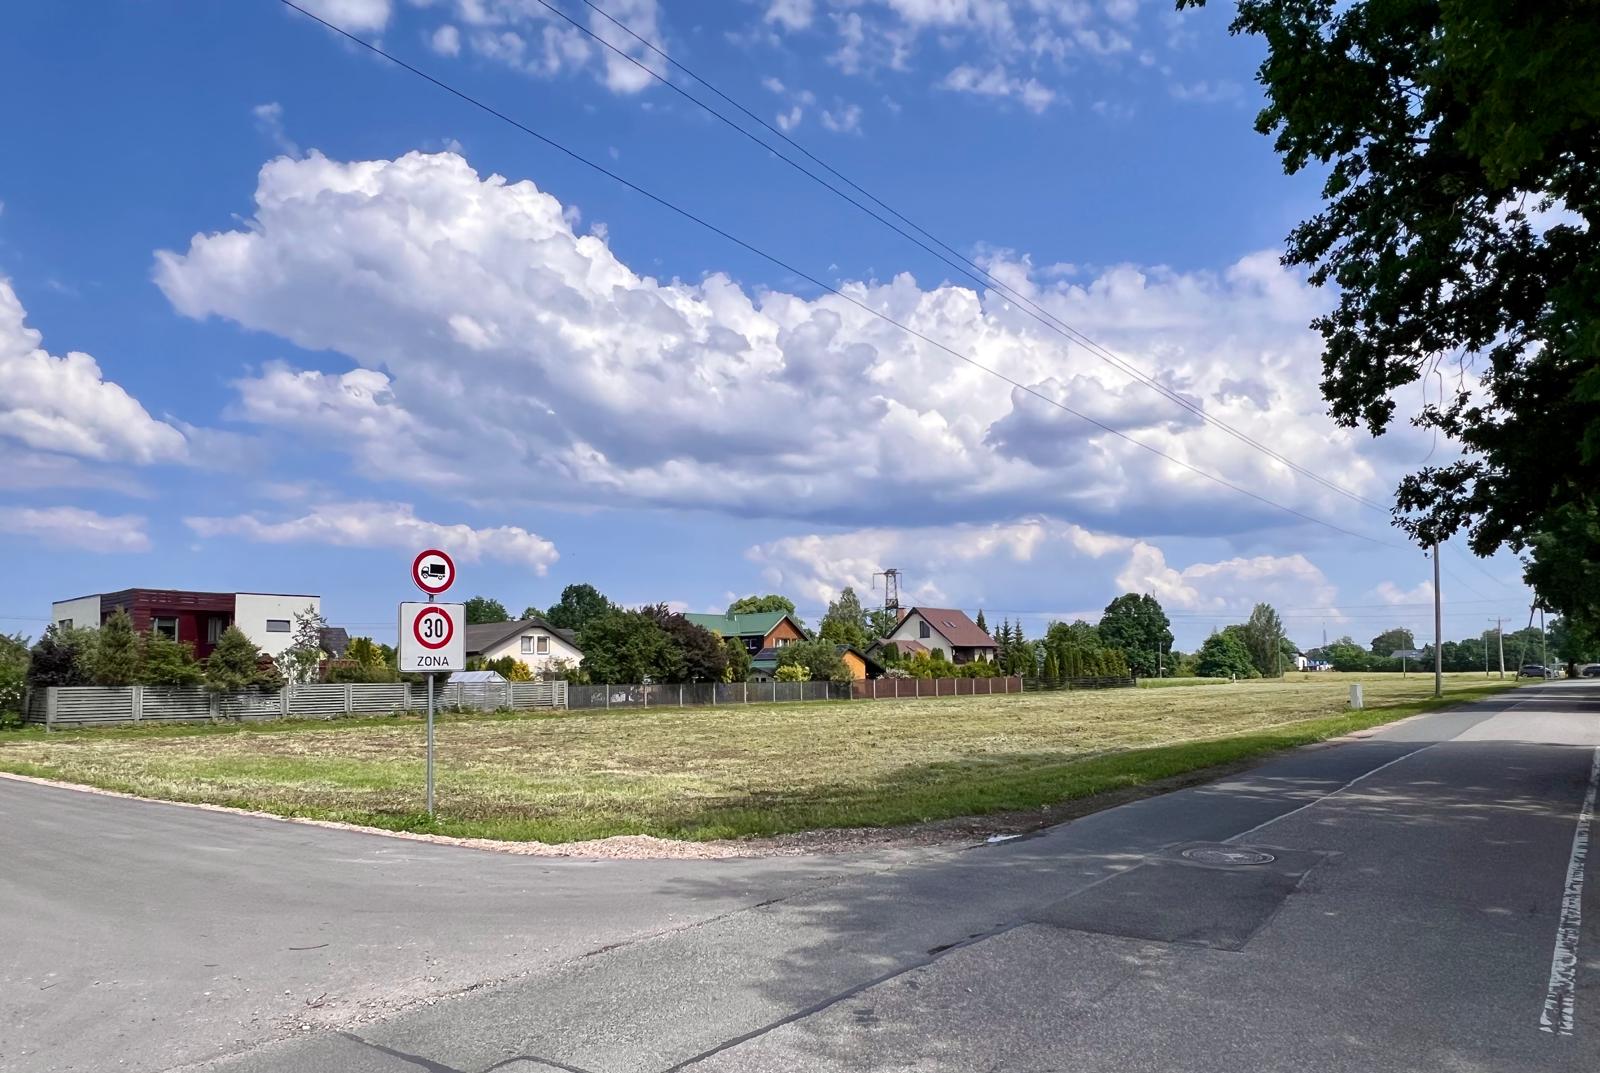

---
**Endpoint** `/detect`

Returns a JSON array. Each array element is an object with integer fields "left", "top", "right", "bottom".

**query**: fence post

[
  {"left": 679, "top": 684, "right": 684, "bottom": 708},
  {"left": 131, "top": 684, "right": 144, "bottom": 723},
  {"left": 915, "top": 678, "right": 921, "bottom": 698},
  {"left": 208, "top": 691, "right": 222, "bottom": 723},
  {"left": 873, "top": 679, "right": 878, "bottom": 700},
  {"left": 45, "top": 687, "right": 57, "bottom": 732},
  {"left": 605, "top": 684, "right": 610, "bottom": 710},
  {"left": 280, "top": 686, "right": 291, "bottom": 719},
  {"left": 344, "top": 683, "right": 355, "bottom": 716},
  {"left": 743, "top": 682, "right": 748, "bottom": 705},
  {"left": 772, "top": 680, "right": 777, "bottom": 704}
]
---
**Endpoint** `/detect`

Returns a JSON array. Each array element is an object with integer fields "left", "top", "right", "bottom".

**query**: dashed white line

[{"left": 1540, "top": 745, "right": 1599, "bottom": 1037}]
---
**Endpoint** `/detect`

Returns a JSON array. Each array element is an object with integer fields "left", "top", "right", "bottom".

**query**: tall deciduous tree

[
  {"left": 1097, "top": 594, "right": 1174, "bottom": 678},
  {"left": 576, "top": 609, "right": 678, "bottom": 684},
  {"left": 1196, "top": 630, "right": 1255, "bottom": 679},
  {"left": 538, "top": 583, "right": 614, "bottom": 631},
  {"left": 1237, "top": 604, "right": 1288, "bottom": 677},
  {"left": 1180, "top": 0, "right": 1600, "bottom": 579},
  {"left": 818, "top": 587, "right": 870, "bottom": 649},
  {"left": 463, "top": 596, "right": 509, "bottom": 625},
  {"left": 1369, "top": 627, "right": 1418, "bottom": 658},
  {"left": 774, "top": 637, "right": 850, "bottom": 682}
]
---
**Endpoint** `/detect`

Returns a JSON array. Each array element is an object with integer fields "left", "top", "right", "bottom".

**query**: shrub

[
  {"left": 27, "top": 625, "right": 96, "bottom": 688},
  {"left": 139, "top": 630, "right": 203, "bottom": 688},
  {"left": 205, "top": 625, "right": 280, "bottom": 693},
  {"left": 774, "top": 663, "right": 810, "bottom": 682},
  {"left": 93, "top": 609, "right": 141, "bottom": 686}
]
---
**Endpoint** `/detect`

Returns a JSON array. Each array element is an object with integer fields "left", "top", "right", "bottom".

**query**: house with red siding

[{"left": 50, "top": 589, "right": 320, "bottom": 659}]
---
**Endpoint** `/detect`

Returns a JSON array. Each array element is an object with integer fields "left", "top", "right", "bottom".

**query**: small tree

[
  {"left": 275, "top": 604, "right": 327, "bottom": 685},
  {"left": 774, "top": 663, "right": 810, "bottom": 682},
  {"left": 866, "top": 607, "right": 901, "bottom": 639},
  {"left": 975, "top": 608, "right": 988, "bottom": 635},
  {"left": 93, "top": 608, "right": 141, "bottom": 686},
  {"left": 139, "top": 631, "right": 203, "bottom": 688},
  {"left": 206, "top": 625, "right": 279, "bottom": 693},
  {"left": 722, "top": 636, "right": 752, "bottom": 682},
  {"left": 1042, "top": 649, "right": 1060, "bottom": 680}
]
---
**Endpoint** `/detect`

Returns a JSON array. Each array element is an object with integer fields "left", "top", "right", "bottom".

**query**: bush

[
  {"left": 27, "top": 625, "right": 96, "bottom": 688},
  {"left": 139, "top": 630, "right": 203, "bottom": 688},
  {"left": 93, "top": 609, "right": 141, "bottom": 686},
  {"left": 774, "top": 663, "right": 810, "bottom": 682},
  {"left": 0, "top": 632, "right": 28, "bottom": 721},
  {"left": 205, "top": 626, "right": 281, "bottom": 693}
]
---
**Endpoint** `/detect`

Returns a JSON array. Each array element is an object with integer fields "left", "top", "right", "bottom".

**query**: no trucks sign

[{"left": 398, "top": 602, "right": 465, "bottom": 673}]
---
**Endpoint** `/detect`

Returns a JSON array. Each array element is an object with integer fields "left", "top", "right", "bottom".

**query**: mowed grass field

[{"left": 0, "top": 674, "right": 1520, "bottom": 843}]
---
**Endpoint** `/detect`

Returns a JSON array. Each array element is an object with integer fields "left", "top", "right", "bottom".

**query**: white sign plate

[
  {"left": 412, "top": 548, "right": 456, "bottom": 596},
  {"left": 398, "top": 602, "right": 465, "bottom": 673}
]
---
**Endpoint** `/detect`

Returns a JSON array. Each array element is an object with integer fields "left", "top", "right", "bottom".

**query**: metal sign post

[
  {"left": 400, "top": 549, "right": 460, "bottom": 820},
  {"left": 426, "top": 673, "right": 435, "bottom": 816}
]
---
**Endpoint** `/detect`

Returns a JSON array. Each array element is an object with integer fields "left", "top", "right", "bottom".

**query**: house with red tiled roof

[{"left": 880, "top": 607, "right": 997, "bottom": 665}]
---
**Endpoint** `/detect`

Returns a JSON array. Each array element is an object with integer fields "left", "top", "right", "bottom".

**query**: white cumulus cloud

[
  {"left": 184, "top": 501, "right": 559, "bottom": 573},
  {"left": 1, "top": 506, "right": 151, "bottom": 553},
  {"left": 295, "top": 0, "right": 392, "bottom": 34},
  {"left": 151, "top": 150, "right": 1416, "bottom": 538},
  {"left": 0, "top": 279, "right": 188, "bottom": 465}
]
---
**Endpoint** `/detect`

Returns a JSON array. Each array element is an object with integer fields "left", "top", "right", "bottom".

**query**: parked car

[
  {"left": 1518, "top": 664, "right": 1548, "bottom": 679},
  {"left": 1582, "top": 664, "right": 1600, "bottom": 678}
]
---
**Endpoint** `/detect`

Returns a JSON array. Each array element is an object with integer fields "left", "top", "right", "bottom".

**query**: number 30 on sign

[{"left": 398, "top": 602, "right": 465, "bottom": 673}]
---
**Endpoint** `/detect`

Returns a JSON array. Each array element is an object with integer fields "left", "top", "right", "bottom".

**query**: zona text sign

[{"left": 398, "top": 602, "right": 465, "bottom": 673}]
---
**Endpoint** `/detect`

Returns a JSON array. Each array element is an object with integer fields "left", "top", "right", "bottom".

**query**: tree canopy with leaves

[
  {"left": 537, "top": 583, "right": 614, "bottom": 631},
  {"left": 1182, "top": 0, "right": 1600, "bottom": 650},
  {"left": 1097, "top": 593, "right": 1173, "bottom": 678},
  {"left": 463, "top": 595, "right": 509, "bottom": 625},
  {"left": 1181, "top": 0, "right": 1598, "bottom": 563},
  {"left": 818, "top": 586, "right": 870, "bottom": 649},
  {"left": 1196, "top": 629, "right": 1256, "bottom": 679}
]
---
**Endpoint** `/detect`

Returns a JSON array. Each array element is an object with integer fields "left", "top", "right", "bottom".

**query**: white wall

[
  {"left": 480, "top": 626, "right": 583, "bottom": 676},
  {"left": 235, "top": 593, "right": 320, "bottom": 658},
  {"left": 50, "top": 596, "right": 102, "bottom": 631},
  {"left": 885, "top": 611, "right": 951, "bottom": 660}
]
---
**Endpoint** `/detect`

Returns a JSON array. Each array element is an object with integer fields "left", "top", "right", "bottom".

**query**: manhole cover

[{"left": 1181, "top": 847, "right": 1276, "bottom": 866}]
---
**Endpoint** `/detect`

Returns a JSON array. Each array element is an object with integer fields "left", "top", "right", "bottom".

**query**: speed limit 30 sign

[{"left": 398, "top": 602, "right": 465, "bottom": 672}]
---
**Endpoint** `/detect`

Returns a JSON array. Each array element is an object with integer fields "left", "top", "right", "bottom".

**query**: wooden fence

[
  {"left": 850, "top": 676, "right": 1024, "bottom": 699},
  {"left": 22, "top": 680, "right": 568, "bottom": 729}
]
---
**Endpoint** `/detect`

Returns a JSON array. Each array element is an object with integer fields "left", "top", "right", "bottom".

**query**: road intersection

[{"left": 3, "top": 682, "right": 1597, "bottom": 1072}]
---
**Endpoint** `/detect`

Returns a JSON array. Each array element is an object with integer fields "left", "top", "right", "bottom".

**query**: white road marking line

[
  {"left": 1224, "top": 743, "right": 1439, "bottom": 845},
  {"left": 1540, "top": 745, "right": 1600, "bottom": 1037}
]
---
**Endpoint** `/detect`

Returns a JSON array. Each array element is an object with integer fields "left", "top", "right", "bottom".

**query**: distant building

[
  {"left": 682, "top": 611, "right": 808, "bottom": 679},
  {"left": 463, "top": 618, "right": 584, "bottom": 676},
  {"left": 49, "top": 589, "right": 320, "bottom": 659},
  {"left": 881, "top": 607, "right": 997, "bottom": 664}
]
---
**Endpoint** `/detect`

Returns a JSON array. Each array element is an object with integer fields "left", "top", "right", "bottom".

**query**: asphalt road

[{"left": 3, "top": 681, "right": 1598, "bottom": 1072}]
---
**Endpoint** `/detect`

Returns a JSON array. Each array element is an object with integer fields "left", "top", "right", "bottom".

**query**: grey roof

[
  {"left": 449, "top": 670, "right": 506, "bottom": 684},
  {"left": 463, "top": 617, "right": 582, "bottom": 656},
  {"left": 319, "top": 627, "right": 350, "bottom": 658}
]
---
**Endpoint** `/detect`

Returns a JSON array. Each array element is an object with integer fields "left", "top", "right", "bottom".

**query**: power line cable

[
  {"left": 276, "top": 0, "right": 1403, "bottom": 549},
  {"left": 563, "top": 0, "right": 1393, "bottom": 516}
]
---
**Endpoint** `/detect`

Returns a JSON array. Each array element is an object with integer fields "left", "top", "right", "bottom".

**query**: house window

[
  {"left": 265, "top": 619, "right": 291, "bottom": 633},
  {"left": 57, "top": 618, "right": 72, "bottom": 629},
  {"left": 152, "top": 616, "right": 179, "bottom": 640},
  {"left": 521, "top": 636, "right": 534, "bottom": 654},
  {"left": 536, "top": 636, "right": 549, "bottom": 655},
  {"left": 919, "top": 621, "right": 931, "bottom": 639},
  {"left": 207, "top": 618, "right": 227, "bottom": 644}
]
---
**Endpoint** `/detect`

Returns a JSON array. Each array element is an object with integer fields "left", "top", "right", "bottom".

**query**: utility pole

[
  {"left": 1483, "top": 624, "right": 1490, "bottom": 677},
  {"left": 873, "top": 568, "right": 901, "bottom": 614},
  {"left": 1432, "top": 542, "right": 1443, "bottom": 698},
  {"left": 1540, "top": 605, "right": 1548, "bottom": 673},
  {"left": 1497, "top": 618, "right": 1505, "bottom": 678}
]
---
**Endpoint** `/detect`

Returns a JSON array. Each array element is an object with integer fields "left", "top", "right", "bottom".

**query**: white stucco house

[
  {"left": 49, "top": 588, "right": 321, "bottom": 660},
  {"left": 463, "top": 617, "right": 584, "bottom": 676}
]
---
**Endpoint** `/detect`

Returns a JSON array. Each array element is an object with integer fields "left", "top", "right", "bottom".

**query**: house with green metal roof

[{"left": 683, "top": 611, "right": 808, "bottom": 679}]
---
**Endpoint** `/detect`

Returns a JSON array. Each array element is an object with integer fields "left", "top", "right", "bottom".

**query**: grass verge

[{"left": 0, "top": 676, "right": 1521, "bottom": 843}]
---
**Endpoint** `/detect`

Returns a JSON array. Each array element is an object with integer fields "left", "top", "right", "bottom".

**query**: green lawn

[{"left": 0, "top": 674, "right": 1520, "bottom": 843}]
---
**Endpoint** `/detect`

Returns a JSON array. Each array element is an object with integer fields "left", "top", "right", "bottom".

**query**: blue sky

[{"left": 0, "top": 0, "right": 1535, "bottom": 650}]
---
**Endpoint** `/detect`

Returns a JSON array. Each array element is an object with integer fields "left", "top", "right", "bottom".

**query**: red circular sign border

[
  {"left": 413, "top": 606, "right": 454, "bottom": 651},
  {"left": 411, "top": 548, "right": 455, "bottom": 596}
]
